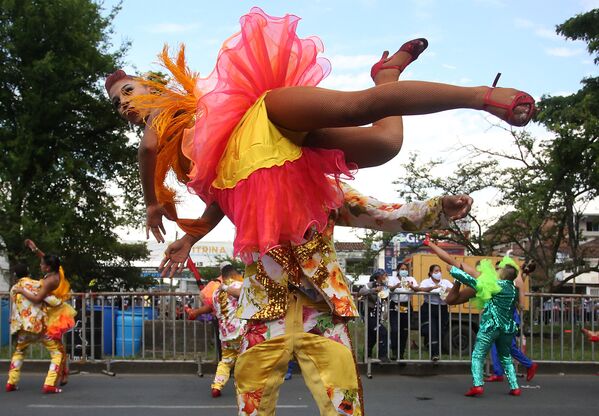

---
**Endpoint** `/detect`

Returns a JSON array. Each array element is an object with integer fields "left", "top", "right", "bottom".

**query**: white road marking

[{"left": 28, "top": 404, "right": 308, "bottom": 409}]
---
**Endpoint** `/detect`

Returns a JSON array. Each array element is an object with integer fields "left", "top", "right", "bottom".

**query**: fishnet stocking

[
  {"left": 264, "top": 81, "right": 481, "bottom": 131},
  {"left": 264, "top": 81, "right": 482, "bottom": 167}
]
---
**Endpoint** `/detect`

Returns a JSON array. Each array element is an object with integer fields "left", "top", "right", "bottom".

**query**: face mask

[
  {"left": 431, "top": 272, "right": 442, "bottom": 280},
  {"left": 399, "top": 270, "right": 409, "bottom": 278}
]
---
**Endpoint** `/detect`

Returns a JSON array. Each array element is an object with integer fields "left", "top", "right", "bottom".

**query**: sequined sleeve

[
  {"left": 335, "top": 182, "right": 449, "bottom": 232},
  {"left": 449, "top": 266, "right": 478, "bottom": 289}
]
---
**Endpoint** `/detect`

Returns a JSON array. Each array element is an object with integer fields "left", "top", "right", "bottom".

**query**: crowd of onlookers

[
  {"left": 540, "top": 297, "right": 599, "bottom": 325},
  {"left": 354, "top": 263, "right": 599, "bottom": 363},
  {"left": 357, "top": 263, "right": 454, "bottom": 362}
]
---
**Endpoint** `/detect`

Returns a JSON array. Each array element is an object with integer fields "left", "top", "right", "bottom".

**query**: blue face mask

[{"left": 399, "top": 270, "right": 409, "bottom": 278}]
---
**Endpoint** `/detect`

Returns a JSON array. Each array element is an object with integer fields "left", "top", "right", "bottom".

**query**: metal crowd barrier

[
  {"left": 0, "top": 292, "right": 218, "bottom": 374},
  {"left": 353, "top": 291, "right": 598, "bottom": 376},
  {"left": 0, "top": 291, "right": 596, "bottom": 373}
]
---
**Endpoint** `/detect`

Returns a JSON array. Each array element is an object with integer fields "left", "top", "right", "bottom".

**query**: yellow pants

[
  {"left": 7, "top": 330, "right": 66, "bottom": 387},
  {"left": 212, "top": 347, "right": 239, "bottom": 390},
  {"left": 235, "top": 292, "right": 362, "bottom": 416}
]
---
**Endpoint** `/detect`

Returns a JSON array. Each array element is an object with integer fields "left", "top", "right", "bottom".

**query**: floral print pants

[
  {"left": 235, "top": 292, "right": 362, "bottom": 415},
  {"left": 7, "top": 330, "right": 66, "bottom": 387}
]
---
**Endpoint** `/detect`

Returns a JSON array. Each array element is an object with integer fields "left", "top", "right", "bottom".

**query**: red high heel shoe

[
  {"left": 509, "top": 388, "right": 522, "bottom": 396},
  {"left": 211, "top": 388, "right": 222, "bottom": 398},
  {"left": 42, "top": 385, "right": 62, "bottom": 394},
  {"left": 464, "top": 386, "right": 484, "bottom": 397},
  {"left": 371, "top": 38, "right": 428, "bottom": 80},
  {"left": 484, "top": 374, "right": 504, "bottom": 382},
  {"left": 483, "top": 73, "right": 536, "bottom": 127},
  {"left": 5, "top": 383, "right": 18, "bottom": 392},
  {"left": 526, "top": 363, "right": 538, "bottom": 381}
]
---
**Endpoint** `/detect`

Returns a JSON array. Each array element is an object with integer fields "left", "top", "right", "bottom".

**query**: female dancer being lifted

[{"left": 106, "top": 8, "right": 534, "bottom": 263}]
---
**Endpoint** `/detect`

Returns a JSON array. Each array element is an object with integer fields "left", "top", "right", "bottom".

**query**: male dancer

[
  {"left": 165, "top": 182, "right": 472, "bottom": 414},
  {"left": 187, "top": 265, "right": 244, "bottom": 397},
  {"left": 426, "top": 239, "right": 522, "bottom": 396},
  {"left": 438, "top": 253, "right": 538, "bottom": 383}
]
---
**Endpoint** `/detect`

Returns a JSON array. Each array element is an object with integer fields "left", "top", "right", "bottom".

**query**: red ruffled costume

[{"left": 185, "top": 8, "right": 354, "bottom": 260}]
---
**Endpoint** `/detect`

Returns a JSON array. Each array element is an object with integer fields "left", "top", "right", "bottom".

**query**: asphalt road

[{"left": 2, "top": 373, "right": 598, "bottom": 416}]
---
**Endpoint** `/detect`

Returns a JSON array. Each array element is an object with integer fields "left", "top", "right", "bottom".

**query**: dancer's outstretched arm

[
  {"left": 138, "top": 117, "right": 176, "bottom": 243},
  {"left": 24, "top": 239, "right": 45, "bottom": 258},
  {"left": 448, "top": 267, "right": 478, "bottom": 290},
  {"left": 13, "top": 282, "right": 59, "bottom": 304},
  {"left": 425, "top": 239, "right": 462, "bottom": 269},
  {"left": 160, "top": 203, "right": 224, "bottom": 277},
  {"left": 335, "top": 182, "right": 472, "bottom": 232},
  {"left": 187, "top": 304, "right": 213, "bottom": 320},
  {"left": 424, "top": 239, "right": 479, "bottom": 277}
]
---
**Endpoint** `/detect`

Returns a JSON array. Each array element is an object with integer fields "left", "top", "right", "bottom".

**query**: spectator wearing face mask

[
  {"left": 387, "top": 263, "right": 419, "bottom": 360},
  {"left": 359, "top": 269, "right": 390, "bottom": 363},
  {"left": 418, "top": 264, "right": 453, "bottom": 361}
]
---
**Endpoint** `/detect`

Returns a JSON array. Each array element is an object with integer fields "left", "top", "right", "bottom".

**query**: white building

[
  {"left": 581, "top": 213, "right": 599, "bottom": 237},
  {"left": 130, "top": 240, "right": 235, "bottom": 294}
]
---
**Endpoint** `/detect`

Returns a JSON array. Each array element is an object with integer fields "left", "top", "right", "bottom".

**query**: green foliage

[
  {"left": 557, "top": 8, "right": 599, "bottom": 64},
  {"left": 395, "top": 152, "right": 500, "bottom": 256},
  {"left": 0, "top": 0, "right": 148, "bottom": 291},
  {"left": 345, "top": 230, "right": 388, "bottom": 278}
]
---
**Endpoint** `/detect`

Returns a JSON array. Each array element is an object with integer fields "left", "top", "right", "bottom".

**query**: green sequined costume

[{"left": 449, "top": 266, "right": 519, "bottom": 389}]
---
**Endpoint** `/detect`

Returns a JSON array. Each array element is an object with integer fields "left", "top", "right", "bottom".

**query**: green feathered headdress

[
  {"left": 471, "top": 259, "right": 501, "bottom": 309},
  {"left": 498, "top": 256, "right": 520, "bottom": 272}
]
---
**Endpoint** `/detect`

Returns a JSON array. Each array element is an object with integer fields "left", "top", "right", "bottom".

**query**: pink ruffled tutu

[{"left": 186, "top": 7, "right": 354, "bottom": 259}]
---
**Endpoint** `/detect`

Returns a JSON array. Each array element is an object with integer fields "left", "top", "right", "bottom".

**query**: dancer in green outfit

[{"left": 424, "top": 237, "right": 521, "bottom": 397}]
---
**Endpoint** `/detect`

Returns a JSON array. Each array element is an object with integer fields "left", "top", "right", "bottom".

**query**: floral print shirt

[
  {"left": 212, "top": 277, "right": 246, "bottom": 342},
  {"left": 237, "top": 182, "right": 449, "bottom": 321},
  {"left": 10, "top": 278, "right": 62, "bottom": 335}
]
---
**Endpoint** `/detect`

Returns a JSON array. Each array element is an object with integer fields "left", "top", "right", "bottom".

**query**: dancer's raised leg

[
  {"left": 265, "top": 49, "right": 535, "bottom": 161},
  {"left": 304, "top": 38, "right": 427, "bottom": 168},
  {"left": 266, "top": 81, "right": 533, "bottom": 132}
]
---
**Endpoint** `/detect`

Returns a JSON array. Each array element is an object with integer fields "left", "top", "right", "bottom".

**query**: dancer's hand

[
  {"left": 422, "top": 233, "right": 431, "bottom": 246},
  {"left": 160, "top": 236, "right": 194, "bottom": 277},
  {"left": 186, "top": 308, "right": 198, "bottom": 320},
  {"left": 24, "top": 239, "right": 38, "bottom": 252},
  {"left": 522, "top": 260, "right": 536, "bottom": 275},
  {"left": 146, "top": 204, "right": 171, "bottom": 243},
  {"left": 441, "top": 195, "right": 473, "bottom": 220}
]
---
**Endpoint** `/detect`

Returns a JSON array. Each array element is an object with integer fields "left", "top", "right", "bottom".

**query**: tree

[
  {"left": 395, "top": 152, "right": 501, "bottom": 256},
  {"left": 533, "top": 8, "right": 599, "bottom": 289},
  {"left": 0, "top": 0, "right": 148, "bottom": 291}
]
